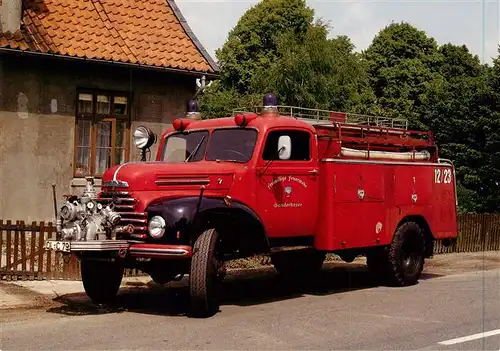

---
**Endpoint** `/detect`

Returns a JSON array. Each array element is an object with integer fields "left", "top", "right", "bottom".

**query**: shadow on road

[{"left": 46, "top": 263, "right": 443, "bottom": 318}]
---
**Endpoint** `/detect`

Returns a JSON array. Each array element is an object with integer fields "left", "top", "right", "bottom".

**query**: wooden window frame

[{"left": 73, "top": 89, "right": 132, "bottom": 178}]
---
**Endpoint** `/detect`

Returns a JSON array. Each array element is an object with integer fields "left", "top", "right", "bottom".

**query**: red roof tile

[{"left": 0, "top": 0, "right": 218, "bottom": 74}]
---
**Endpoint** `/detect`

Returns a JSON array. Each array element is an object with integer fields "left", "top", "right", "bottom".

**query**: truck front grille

[{"left": 98, "top": 191, "right": 148, "bottom": 239}]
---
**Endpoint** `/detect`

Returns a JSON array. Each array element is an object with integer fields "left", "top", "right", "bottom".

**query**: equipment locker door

[
  {"left": 255, "top": 128, "right": 319, "bottom": 238},
  {"left": 330, "top": 162, "right": 386, "bottom": 248},
  {"left": 359, "top": 164, "right": 387, "bottom": 245}
]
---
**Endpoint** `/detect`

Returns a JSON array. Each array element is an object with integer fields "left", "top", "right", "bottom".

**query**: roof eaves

[
  {"left": 0, "top": 47, "right": 219, "bottom": 79},
  {"left": 166, "top": 0, "right": 219, "bottom": 74}
]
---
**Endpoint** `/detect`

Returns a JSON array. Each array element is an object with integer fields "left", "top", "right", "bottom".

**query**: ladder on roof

[{"left": 233, "top": 105, "right": 409, "bottom": 130}]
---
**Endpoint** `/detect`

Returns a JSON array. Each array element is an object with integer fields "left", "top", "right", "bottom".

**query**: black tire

[
  {"left": 81, "top": 259, "right": 124, "bottom": 304},
  {"left": 271, "top": 250, "right": 325, "bottom": 279},
  {"left": 369, "top": 222, "right": 425, "bottom": 287},
  {"left": 189, "top": 228, "right": 223, "bottom": 318}
]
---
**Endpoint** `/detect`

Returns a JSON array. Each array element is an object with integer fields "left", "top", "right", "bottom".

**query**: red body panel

[
  {"left": 101, "top": 111, "right": 459, "bottom": 253},
  {"left": 315, "top": 160, "right": 458, "bottom": 251}
]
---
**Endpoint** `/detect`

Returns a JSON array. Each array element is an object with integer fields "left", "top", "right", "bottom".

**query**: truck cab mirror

[{"left": 278, "top": 135, "right": 291, "bottom": 160}]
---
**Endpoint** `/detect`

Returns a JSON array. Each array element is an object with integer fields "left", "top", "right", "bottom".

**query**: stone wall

[{"left": 0, "top": 52, "right": 196, "bottom": 222}]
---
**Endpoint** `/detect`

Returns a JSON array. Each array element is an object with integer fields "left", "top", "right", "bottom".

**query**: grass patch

[{"left": 225, "top": 253, "right": 345, "bottom": 270}]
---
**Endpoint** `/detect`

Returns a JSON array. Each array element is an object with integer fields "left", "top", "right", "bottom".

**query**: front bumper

[{"left": 44, "top": 239, "right": 192, "bottom": 259}]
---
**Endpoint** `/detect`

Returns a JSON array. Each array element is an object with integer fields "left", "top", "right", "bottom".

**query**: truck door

[{"left": 255, "top": 128, "right": 319, "bottom": 238}]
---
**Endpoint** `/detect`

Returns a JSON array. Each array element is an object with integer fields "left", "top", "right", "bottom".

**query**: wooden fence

[
  {"left": 0, "top": 220, "right": 143, "bottom": 281},
  {"left": 1, "top": 214, "right": 499, "bottom": 281},
  {"left": 434, "top": 213, "right": 500, "bottom": 254}
]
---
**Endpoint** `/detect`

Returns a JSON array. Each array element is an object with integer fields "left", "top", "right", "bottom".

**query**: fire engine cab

[{"left": 45, "top": 93, "right": 458, "bottom": 318}]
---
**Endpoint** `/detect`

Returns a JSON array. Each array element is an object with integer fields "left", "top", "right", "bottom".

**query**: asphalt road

[{"left": 1, "top": 264, "right": 499, "bottom": 350}]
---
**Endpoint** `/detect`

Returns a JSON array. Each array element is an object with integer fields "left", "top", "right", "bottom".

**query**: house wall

[{"left": 0, "top": 52, "right": 196, "bottom": 223}]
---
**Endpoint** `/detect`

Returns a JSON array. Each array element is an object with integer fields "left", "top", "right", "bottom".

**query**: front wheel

[
  {"left": 189, "top": 228, "right": 223, "bottom": 318},
  {"left": 81, "top": 259, "right": 124, "bottom": 304}
]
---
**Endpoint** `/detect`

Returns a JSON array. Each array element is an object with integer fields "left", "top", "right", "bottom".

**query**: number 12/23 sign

[{"left": 434, "top": 168, "right": 452, "bottom": 184}]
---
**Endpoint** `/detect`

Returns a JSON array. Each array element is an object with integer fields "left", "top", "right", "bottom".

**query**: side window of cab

[{"left": 262, "top": 130, "right": 311, "bottom": 161}]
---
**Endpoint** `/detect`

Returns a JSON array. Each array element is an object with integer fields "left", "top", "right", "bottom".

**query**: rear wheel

[
  {"left": 368, "top": 221, "right": 425, "bottom": 286},
  {"left": 189, "top": 228, "right": 224, "bottom": 318},
  {"left": 81, "top": 259, "right": 124, "bottom": 304},
  {"left": 271, "top": 250, "right": 325, "bottom": 279}
]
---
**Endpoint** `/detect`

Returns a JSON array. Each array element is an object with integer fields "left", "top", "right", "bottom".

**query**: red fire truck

[{"left": 45, "top": 93, "right": 458, "bottom": 318}]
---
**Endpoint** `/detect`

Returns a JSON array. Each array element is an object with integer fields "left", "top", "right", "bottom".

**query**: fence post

[
  {"left": 46, "top": 223, "right": 53, "bottom": 279},
  {"left": 480, "top": 214, "right": 487, "bottom": 252},
  {"left": 30, "top": 221, "right": 36, "bottom": 276},
  {"left": 13, "top": 221, "right": 20, "bottom": 275},
  {"left": 0, "top": 219, "right": 3, "bottom": 269},
  {"left": 20, "top": 221, "right": 27, "bottom": 276},
  {"left": 38, "top": 221, "right": 45, "bottom": 279},
  {"left": 5, "top": 220, "right": 12, "bottom": 271}
]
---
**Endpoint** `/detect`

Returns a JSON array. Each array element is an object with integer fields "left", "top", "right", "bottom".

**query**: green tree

[
  {"left": 421, "top": 43, "right": 498, "bottom": 212},
  {"left": 216, "top": 0, "right": 314, "bottom": 93},
  {"left": 482, "top": 49, "right": 500, "bottom": 212},
  {"left": 363, "top": 22, "right": 443, "bottom": 129},
  {"left": 202, "top": 0, "right": 374, "bottom": 118},
  {"left": 250, "top": 22, "right": 376, "bottom": 113},
  {"left": 198, "top": 82, "right": 262, "bottom": 118}
]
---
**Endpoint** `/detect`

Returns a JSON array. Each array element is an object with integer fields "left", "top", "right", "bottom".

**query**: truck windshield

[
  {"left": 162, "top": 130, "right": 209, "bottom": 162},
  {"left": 205, "top": 128, "right": 257, "bottom": 163},
  {"left": 161, "top": 128, "right": 257, "bottom": 163}
]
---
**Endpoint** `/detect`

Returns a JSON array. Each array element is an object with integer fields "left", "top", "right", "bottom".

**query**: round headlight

[
  {"left": 148, "top": 215, "right": 166, "bottom": 239},
  {"left": 133, "top": 126, "right": 156, "bottom": 150}
]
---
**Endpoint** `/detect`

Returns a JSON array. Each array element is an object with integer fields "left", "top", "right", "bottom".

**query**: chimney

[{"left": 0, "top": 0, "right": 22, "bottom": 34}]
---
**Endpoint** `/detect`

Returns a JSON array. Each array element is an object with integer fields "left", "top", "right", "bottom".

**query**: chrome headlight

[
  {"left": 148, "top": 215, "right": 166, "bottom": 239},
  {"left": 133, "top": 125, "right": 156, "bottom": 150}
]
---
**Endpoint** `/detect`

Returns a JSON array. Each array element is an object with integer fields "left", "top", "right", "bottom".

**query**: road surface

[{"left": 1, "top": 264, "right": 499, "bottom": 350}]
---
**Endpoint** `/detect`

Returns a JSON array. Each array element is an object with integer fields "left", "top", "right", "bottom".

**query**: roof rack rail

[{"left": 233, "top": 105, "right": 409, "bottom": 130}]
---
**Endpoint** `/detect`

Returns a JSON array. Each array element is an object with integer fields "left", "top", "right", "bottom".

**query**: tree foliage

[
  {"left": 216, "top": 0, "right": 314, "bottom": 93},
  {"left": 200, "top": 1, "right": 500, "bottom": 213},
  {"left": 363, "top": 22, "right": 443, "bottom": 129},
  {"left": 419, "top": 44, "right": 497, "bottom": 212},
  {"left": 250, "top": 23, "right": 375, "bottom": 112}
]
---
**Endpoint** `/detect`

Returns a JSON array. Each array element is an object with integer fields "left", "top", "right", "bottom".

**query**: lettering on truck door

[{"left": 255, "top": 129, "right": 319, "bottom": 238}]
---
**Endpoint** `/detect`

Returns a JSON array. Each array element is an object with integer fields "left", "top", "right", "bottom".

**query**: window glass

[
  {"left": 96, "top": 95, "right": 110, "bottom": 114},
  {"left": 77, "top": 93, "right": 92, "bottom": 114},
  {"left": 95, "top": 120, "right": 112, "bottom": 174},
  {"left": 75, "top": 119, "right": 92, "bottom": 176},
  {"left": 162, "top": 131, "right": 209, "bottom": 162},
  {"left": 205, "top": 129, "right": 257, "bottom": 163},
  {"left": 113, "top": 96, "right": 128, "bottom": 115},
  {"left": 263, "top": 130, "right": 310, "bottom": 161},
  {"left": 115, "top": 121, "right": 127, "bottom": 165},
  {"left": 75, "top": 91, "right": 130, "bottom": 177}
]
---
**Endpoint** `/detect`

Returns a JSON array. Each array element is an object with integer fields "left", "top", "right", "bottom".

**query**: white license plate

[{"left": 45, "top": 240, "right": 71, "bottom": 253}]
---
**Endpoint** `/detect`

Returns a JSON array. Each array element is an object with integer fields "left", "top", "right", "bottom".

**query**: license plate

[{"left": 45, "top": 240, "right": 71, "bottom": 253}]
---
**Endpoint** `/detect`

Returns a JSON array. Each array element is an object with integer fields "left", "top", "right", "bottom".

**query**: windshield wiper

[{"left": 185, "top": 136, "right": 206, "bottom": 163}]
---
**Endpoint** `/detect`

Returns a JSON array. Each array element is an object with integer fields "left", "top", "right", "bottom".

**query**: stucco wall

[{"left": 0, "top": 52, "right": 196, "bottom": 222}]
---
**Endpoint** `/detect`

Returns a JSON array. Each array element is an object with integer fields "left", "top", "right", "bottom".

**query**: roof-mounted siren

[
  {"left": 234, "top": 112, "right": 258, "bottom": 127},
  {"left": 185, "top": 99, "right": 202, "bottom": 120},
  {"left": 261, "top": 93, "right": 279, "bottom": 116}
]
